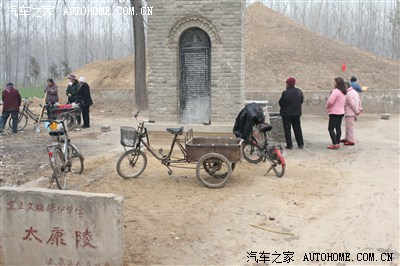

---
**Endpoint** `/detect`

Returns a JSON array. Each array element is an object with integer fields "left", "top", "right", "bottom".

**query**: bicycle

[
  {"left": 11, "top": 99, "right": 78, "bottom": 132},
  {"left": 116, "top": 112, "right": 189, "bottom": 178},
  {"left": 46, "top": 119, "right": 84, "bottom": 189},
  {"left": 242, "top": 123, "right": 286, "bottom": 177},
  {"left": 116, "top": 112, "right": 241, "bottom": 188},
  {"left": 9, "top": 99, "right": 41, "bottom": 131}
]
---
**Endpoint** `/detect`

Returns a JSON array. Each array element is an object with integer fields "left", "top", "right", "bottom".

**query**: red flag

[{"left": 342, "top": 63, "right": 346, "bottom": 72}]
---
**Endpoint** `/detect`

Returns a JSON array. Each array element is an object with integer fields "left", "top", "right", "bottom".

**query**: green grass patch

[{"left": 17, "top": 87, "right": 45, "bottom": 98}]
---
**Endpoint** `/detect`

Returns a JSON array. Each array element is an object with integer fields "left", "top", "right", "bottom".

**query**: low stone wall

[
  {"left": 246, "top": 89, "right": 400, "bottom": 114},
  {"left": 92, "top": 88, "right": 135, "bottom": 104},
  {"left": 0, "top": 187, "right": 124, "bottom": 265},
  {"left": 268, "top": 113, "right": 285, "bottom": 142},
  {"left": 91, "top": 88, "right": 399, "bottom": 115}
]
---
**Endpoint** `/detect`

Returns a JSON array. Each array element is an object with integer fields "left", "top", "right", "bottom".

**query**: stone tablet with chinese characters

[{"left": 0, "top": 187, "right": 124, "bottom": 265}]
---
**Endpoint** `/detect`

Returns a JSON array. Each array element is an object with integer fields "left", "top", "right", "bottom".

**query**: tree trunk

[
  {"left": 1, "top": 1, "right": 11, "bottom": 82},
  {"left": 131, "top": 0, "right": 148, "bottom": 111}
]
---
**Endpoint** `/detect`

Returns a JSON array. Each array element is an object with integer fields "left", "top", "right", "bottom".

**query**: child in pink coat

[
  {"left": 341, "top": 82, "right": 362, "bottom": 145},
  {"left": 326, "top": 77, "right": 347, "bottom": 149}
]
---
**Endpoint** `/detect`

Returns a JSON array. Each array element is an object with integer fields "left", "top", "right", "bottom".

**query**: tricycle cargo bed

[
  {"left": 49, "top": 107, "right": 80, "bottom": 120},
  {"left": 186, "top": 137, "right": 243, "bottom": 162}
]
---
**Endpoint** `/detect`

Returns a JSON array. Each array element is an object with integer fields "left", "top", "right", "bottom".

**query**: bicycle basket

[{"left": 120, "top": 126, "right": 138, "bottom": 147}]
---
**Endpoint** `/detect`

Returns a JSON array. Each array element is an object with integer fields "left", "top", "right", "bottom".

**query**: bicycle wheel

[
  {"left": 243, "top": 141, "right": 263, "bottom": 164},
  {"left": 269, "top": 147, "right": 286, "bottom": 177},
  {"left": 57, "top": 113, "right": 75, "bottom": 131},
  {"left": 116, "top": 149, "right": 147, "bottom": 179},
  {"left": 9, "top": 113, "right": 28, "bottom": 131},
  {"left": 49, "top": 147, "right": 68, "bottom": 189},
  {"left": 196, "top": 153, "right": 232, "bottom": 188},
  {"left": 68, "top": 143, "right": 84, "bottom": 174}
]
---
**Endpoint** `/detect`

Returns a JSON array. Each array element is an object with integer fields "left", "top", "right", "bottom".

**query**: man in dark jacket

[
  {"left": 66, "top": 74, "right": 81, "bottom": 103},
  {"left": 66, "top": 74, "right": 81, "bottom": 124},
  {"left": 78, "top": 77, "right": 93, "bottom": 128},
  {"left": 278, "top": 77, "right": 304, "bottom": 149},
  {"left": 0, "top": 83, "right": 22, "bottom": 133}
]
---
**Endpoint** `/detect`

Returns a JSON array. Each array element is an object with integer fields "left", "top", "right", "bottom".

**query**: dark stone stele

[{"left": 179, "top": 27, "right": 211, "bottom": 124}]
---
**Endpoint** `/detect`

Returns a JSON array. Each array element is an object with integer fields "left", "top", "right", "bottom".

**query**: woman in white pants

[{"left": 341, "top": 82, "right": 362, "bottom": 146}]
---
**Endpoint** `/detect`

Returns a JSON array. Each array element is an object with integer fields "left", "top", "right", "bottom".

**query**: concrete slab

[{"left": 0, "top": 187, "right": 124, "bottom": 265}]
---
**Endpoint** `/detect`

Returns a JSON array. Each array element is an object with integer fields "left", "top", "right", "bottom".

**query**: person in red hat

[{"left": 278, "top": 77, "right": 304, "bottom": 149}]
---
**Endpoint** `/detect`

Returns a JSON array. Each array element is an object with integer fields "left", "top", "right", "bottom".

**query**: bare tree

[
  {"left": 1, "top": 0, "right": 12, "bottom": 81},
  {"left": 49, "top": 62, "right": 60, "bottom": 79},
  {"left": 61, "top": 61, "right": 71, "bottom": 77},
  {"left": 29, "top": 56, "right": 40, "bottom": 85}
]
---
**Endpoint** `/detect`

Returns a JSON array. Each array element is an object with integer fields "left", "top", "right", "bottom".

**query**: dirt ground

[{"left": 1, "top": 105, "right": 399, "bottom": 265}]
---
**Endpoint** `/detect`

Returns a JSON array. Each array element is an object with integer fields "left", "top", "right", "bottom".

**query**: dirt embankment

[
  {"left": 57, "top": 56, "right": 134, "bottom": 90},
  {"left": 244, "top": 3, "right": 399, "bottom": 91}
]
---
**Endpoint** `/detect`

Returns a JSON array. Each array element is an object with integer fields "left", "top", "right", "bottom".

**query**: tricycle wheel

[
  {"left": 196, "top": 153, "right": 232, "bottom": 188},
  {"left": 57, "top": 113, "right": 75, "bottom": 131}
]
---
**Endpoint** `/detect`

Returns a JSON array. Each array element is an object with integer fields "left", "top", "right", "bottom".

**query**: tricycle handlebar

[{"left": 133, "top": 111, "right": 155, "bottom": 124}]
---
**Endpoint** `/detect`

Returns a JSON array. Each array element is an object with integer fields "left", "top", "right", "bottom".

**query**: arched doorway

[{"left": 179, "top": 27, "right": 211, "bottom": 124}]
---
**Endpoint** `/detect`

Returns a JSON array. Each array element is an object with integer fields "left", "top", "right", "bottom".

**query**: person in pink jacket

[
  {"left": 326, "top": 77, "right": 347, "bottom": 149},
  {"left": 341, "top": 82, "right": 362, "bottom": 146}
]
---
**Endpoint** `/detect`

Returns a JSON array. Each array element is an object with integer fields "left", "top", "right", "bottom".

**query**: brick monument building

[{"left": 147, "top": 0, "right": 246, "bottom": 124}]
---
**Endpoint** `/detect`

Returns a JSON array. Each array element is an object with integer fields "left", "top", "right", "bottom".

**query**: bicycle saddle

[
  {"left": 166, "top": 127, "right": 184, "bottom": 135},
  {"left": 259, "top": 123, "right": 273, "bottom": 132},
  {"left": 49, "top": 131, "right": 65, "bottom": 136}
]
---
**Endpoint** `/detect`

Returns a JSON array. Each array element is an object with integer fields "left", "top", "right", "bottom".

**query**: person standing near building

[
  {"left": 66, "top": 74, "right": 81, "bottom": 104},
  {"left": 326, "top": 77, "right": 347, "bottom": 150},
  {"left": 66, "top": 74, "right": 81, "bottom": 125},
  {"left": 44, "top": 78, "right": 59, "bottom": 103},
  {"left": 341, "top": 82, "right": 362, "bottom": 146},
  {"left": 278, "top": 77, "right": 304, "bottom": 150},
  {"left": 350, "top": 76, "right": 362, "bottom": 92},
  {"left": 44, "top": 78, "right": 59, "bottom": 118},
  {"left": 78, "top": 77, "right": 93, "bottom": 128},
  {"left": 0, "top": 83, "right": 22, "bottom": 134}
]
